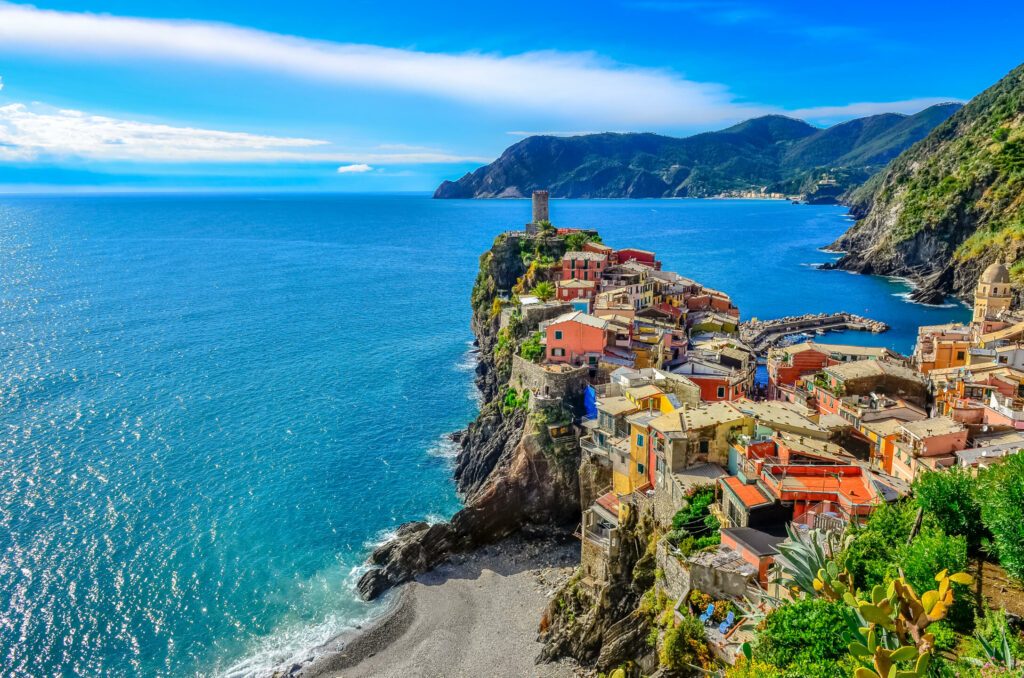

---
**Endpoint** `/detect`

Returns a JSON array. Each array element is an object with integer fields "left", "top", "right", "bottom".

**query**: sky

[{"left": 0, "top": 0, "right": 1021, "bottom": 192}]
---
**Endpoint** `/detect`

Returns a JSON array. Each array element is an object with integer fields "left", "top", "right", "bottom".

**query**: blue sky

[{"left": 0, "top": 0, "right": 1021, "bottom": 192}]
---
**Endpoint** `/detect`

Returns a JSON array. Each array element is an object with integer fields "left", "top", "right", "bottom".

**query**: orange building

[{"left": 545, "top": 311, "right": 609, "bottom": 366}]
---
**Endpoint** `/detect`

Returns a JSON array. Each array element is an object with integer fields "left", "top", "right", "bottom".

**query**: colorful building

[
  {"left": 545, "top": 311, "right": 610, "bottom": 366},
  {"left": 561, "top": 251, "right": 608, "bottom": 282}
]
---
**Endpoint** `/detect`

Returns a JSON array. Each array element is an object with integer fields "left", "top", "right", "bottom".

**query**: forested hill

[
  {"left": 433, "top": 104, "right": 961, "bottom": 200},
  {"left": 829, "top": 63, "right": 1024, "bottom": 302}
]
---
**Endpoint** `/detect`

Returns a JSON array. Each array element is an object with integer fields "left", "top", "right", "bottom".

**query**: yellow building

[
  {"left": 612, "top": 385, "right": 675, "bottom": 495},
  {"left": 973, "top": 262, "right": 1013, "bottom": 324}
]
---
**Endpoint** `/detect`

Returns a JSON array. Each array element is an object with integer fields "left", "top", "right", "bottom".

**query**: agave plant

[
  {"left": 967, "top": 617, "right": 1017, "bottom": 671},
  {"left": 772, "top": 523, "right": 852, "bottom": 600}
]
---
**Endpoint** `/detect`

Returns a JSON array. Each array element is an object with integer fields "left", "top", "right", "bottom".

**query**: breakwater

[{"left": 740, "top": 312, "right": 889, "bottom": 353}]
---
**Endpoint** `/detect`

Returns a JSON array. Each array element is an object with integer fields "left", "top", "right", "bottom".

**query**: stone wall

[
  {"left": 522, "top": 301, "right": 572, "bottom": 332},
  {"left": 510, "top": 355, "right": 589, "bottom": 402},
  {"left": 655, "top": 539, "right": 692, "bottom": 602}
]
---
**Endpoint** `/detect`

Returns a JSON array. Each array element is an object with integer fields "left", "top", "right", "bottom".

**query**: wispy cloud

[
  {"left": 791, "top": 98, "right": 963, "bottom": 122},
  {"left": 0, "top": 2, "right": 767, "bottom": 128},
  {"left": 336, "top": 163, "right": 373, "bottom": 174},
  {"left": 0, "top": 102, "right": 489, "bottom": 164}
]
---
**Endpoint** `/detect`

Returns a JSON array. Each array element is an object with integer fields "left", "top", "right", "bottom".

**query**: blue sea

[{"left": 0, "top": 195, "right": 970, "bottom": 676}]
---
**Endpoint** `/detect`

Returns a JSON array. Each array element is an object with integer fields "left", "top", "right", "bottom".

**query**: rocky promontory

[{"left": 356, "top": 230, "right": 582, "bottom": 601}]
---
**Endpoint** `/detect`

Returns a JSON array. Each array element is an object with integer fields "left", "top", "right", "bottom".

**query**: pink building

[
  {"left": 556, "top": 278, "right": 597, "bottom": 303},
  {"left": 615, "top": 248, "right": 661, "bottom": 270},
  {"left": 561, "top": 251, "right": 608, "bottom": 282},
  {"left": 890, "top": 417, "right": 968, "bottom": 481},
  {"left": 546, "top": 311, "right": 610, "bottom": 366}
]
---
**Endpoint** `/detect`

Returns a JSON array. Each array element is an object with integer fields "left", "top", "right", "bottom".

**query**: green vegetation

[
  {"left": 841, "top": 64, "right": 1024, "bottom": 282},
  {"left": 754, "top": 598, "right": 851, "bottom": 678},
  {"left": 563, "top": 231, "right": 602, "bottom": 251},
  {"left": 666, "top": 485, "right": 720, "bottom": 553},
  {"left": 978, "top": 454, "right": 1024, "bottom": 579},
  {"left": 659, "top": 613, "right": 713, "bottom": 671},
  {"left": 912, "top": 468, "right": 984, "bottom": 549},
  {"left": 500, "top": 386, "right": 530, "bottom": 414},
  {"left": 532, "top": 280, "right": 555, "bottom": 302},
  {"left": 519, "top": 331, "right": 544, "bottom": 363}
]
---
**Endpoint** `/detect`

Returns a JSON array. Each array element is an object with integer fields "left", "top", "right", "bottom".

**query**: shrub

[
  {"left": 979, "top": 454, "right": 1024, "bottom": 580},
  {"left": 659, "top": 614, "right": 712, "bottom": 670},
  {"left": 913, "top": 468, "right": 984, "bottom": 549},
  {"left": 519, "top": 331, "right": 544, "bottom": 363},
  {"left": 755, "top": 598, "right": 848, "bottom": 674},
  {"left": 839, "top": 501, "right": 916, "bottom": 589},
  {"left": 930, "top": 620, "right": 958, "bottom": 652}
]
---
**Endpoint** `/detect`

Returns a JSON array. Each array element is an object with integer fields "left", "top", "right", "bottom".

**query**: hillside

[
  {"left": 433, "top": 105, "right": 960, "bottom": 200},
  {"left": 830, "top": 64, "right": 1024, "bottom": 302}
]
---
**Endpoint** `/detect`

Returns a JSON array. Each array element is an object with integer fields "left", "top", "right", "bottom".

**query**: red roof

[
  {"left": 722, "top": 477, "right": 772, "bottom": 508},
  {"left": 596, "top": 491, "right": 620, "bottom": 515}
]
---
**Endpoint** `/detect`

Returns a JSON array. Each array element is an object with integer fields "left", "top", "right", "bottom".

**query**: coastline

[{"left": 295, "top": 536, "right": 581, "bottom": 678}]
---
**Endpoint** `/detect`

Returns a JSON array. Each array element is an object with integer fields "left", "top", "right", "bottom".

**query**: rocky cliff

[
  {"left": 356, "top": 230, "right": 580, "bottom": 600},
  {"left": 538, "top": 500, "right": 661, "bottom": 673},
  {"left": 829, "top": 63, "right": 1024, "bottom": 303},
  {"left": 433, "top": 106, "right": 959, "bottom": 201}
]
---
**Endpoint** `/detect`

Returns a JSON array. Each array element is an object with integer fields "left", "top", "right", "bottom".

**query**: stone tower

[
  {"left": 532, "top": 190, "right": 549, "bottom": 224},
  {"left": 973, "top": 262, "right": 1013, "bottom": 323}
]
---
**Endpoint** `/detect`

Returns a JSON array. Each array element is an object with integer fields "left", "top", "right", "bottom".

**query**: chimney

[{"left": 532, "top": 190, "right": 550, "bottom": 224}]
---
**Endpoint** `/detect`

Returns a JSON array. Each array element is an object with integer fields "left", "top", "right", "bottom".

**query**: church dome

[{"left": 981, "top": 262, "right": 1011, "bottom": 285}]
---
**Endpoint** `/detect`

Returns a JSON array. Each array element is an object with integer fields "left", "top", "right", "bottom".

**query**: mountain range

[{"left": 433, "top": 103, "right": 962, "bottom": 200}]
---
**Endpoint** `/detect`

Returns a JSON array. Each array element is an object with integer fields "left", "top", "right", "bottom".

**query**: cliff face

[
  {"left": 538, "top": 503, "right": 660, "bottom": 672},
  {"left": 356, "top": 231, "right": 578, "bottom": 601},
  {"left": 830, "top": 64, "right": 1024, "bottom": 303},
  {"left": 433, "top": 107, "right": 959, "bottom": 201}
]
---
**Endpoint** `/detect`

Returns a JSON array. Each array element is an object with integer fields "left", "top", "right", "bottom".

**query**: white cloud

[
  {"left": 0, "top": 102, "right": 489, "bottom": 164},
  {"left": 791, "top": 98, "right": 963, "bottom": 122},
  {"left": 0, "top": 2, "right": 767, "bottom": 128},
  {"left": 336, "top": 163, "right": 372, "bottom": 173}
]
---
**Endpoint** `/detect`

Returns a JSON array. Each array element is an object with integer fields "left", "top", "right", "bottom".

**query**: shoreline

[{"left": 294, "top": 536, "right": 581, "bottom": 678}]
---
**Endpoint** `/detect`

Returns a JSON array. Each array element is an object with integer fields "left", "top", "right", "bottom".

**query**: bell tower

[{"left": 974, "top": 262, "right": 1012, "bottom": 324}]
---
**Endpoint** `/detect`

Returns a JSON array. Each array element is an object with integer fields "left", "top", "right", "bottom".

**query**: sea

[{"left": 0, "top": 194, "right": 971, "bottom": 677}]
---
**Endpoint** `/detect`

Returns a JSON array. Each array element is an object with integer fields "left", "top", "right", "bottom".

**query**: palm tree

[{"left": 533, "top": 281, "right": 556, "bottom": 302}]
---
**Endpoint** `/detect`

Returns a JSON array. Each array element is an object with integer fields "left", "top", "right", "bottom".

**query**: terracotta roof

[
  {"left": 721, "top": 476, "right": 773, "bottom": 509},
  {"left": 595, "top": 491, "right": 620, "bottom": 515}
]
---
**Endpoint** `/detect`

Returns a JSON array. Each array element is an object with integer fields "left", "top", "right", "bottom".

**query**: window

[
  {"left": 699, "top": 440, "right": 710, "bottom": 454},
  {"left": 552, "top": 348, "right": 565, "bottom": 357},
  {"left": 588, "top": 355, "right": 598, "bottom": 365},
  {"left": 957, "top": 351, "right": 966, "bottom": 361},
  {"left": 554, "top": 330, "right": 563, "bottom": 340},
  {"left": 717, "top": 386, "right": 726, "bottom": 398},
  {"left": 636, "top": 433, "right": 645, "bottom": 447},
  {"left": 637, "top": 463, "right": 645, "bottom": 475}
]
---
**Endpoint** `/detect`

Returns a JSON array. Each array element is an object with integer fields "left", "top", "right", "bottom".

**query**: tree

[
  {"left": 564, "top": 231, "right": 601, "bottom": 251},
  {"left": 979, "top": 453, "right": 1024, "bottom": 579},
  {"left": 912, "top": 468, "right": 984, "bottom": 549},
  {"left": 532, "top": 281, "right": 556, "bottom": 302}
]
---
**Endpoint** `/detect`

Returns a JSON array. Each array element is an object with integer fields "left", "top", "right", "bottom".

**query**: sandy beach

[{"left": 297, "top": 536, "right": 583, "bottom": 678}]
